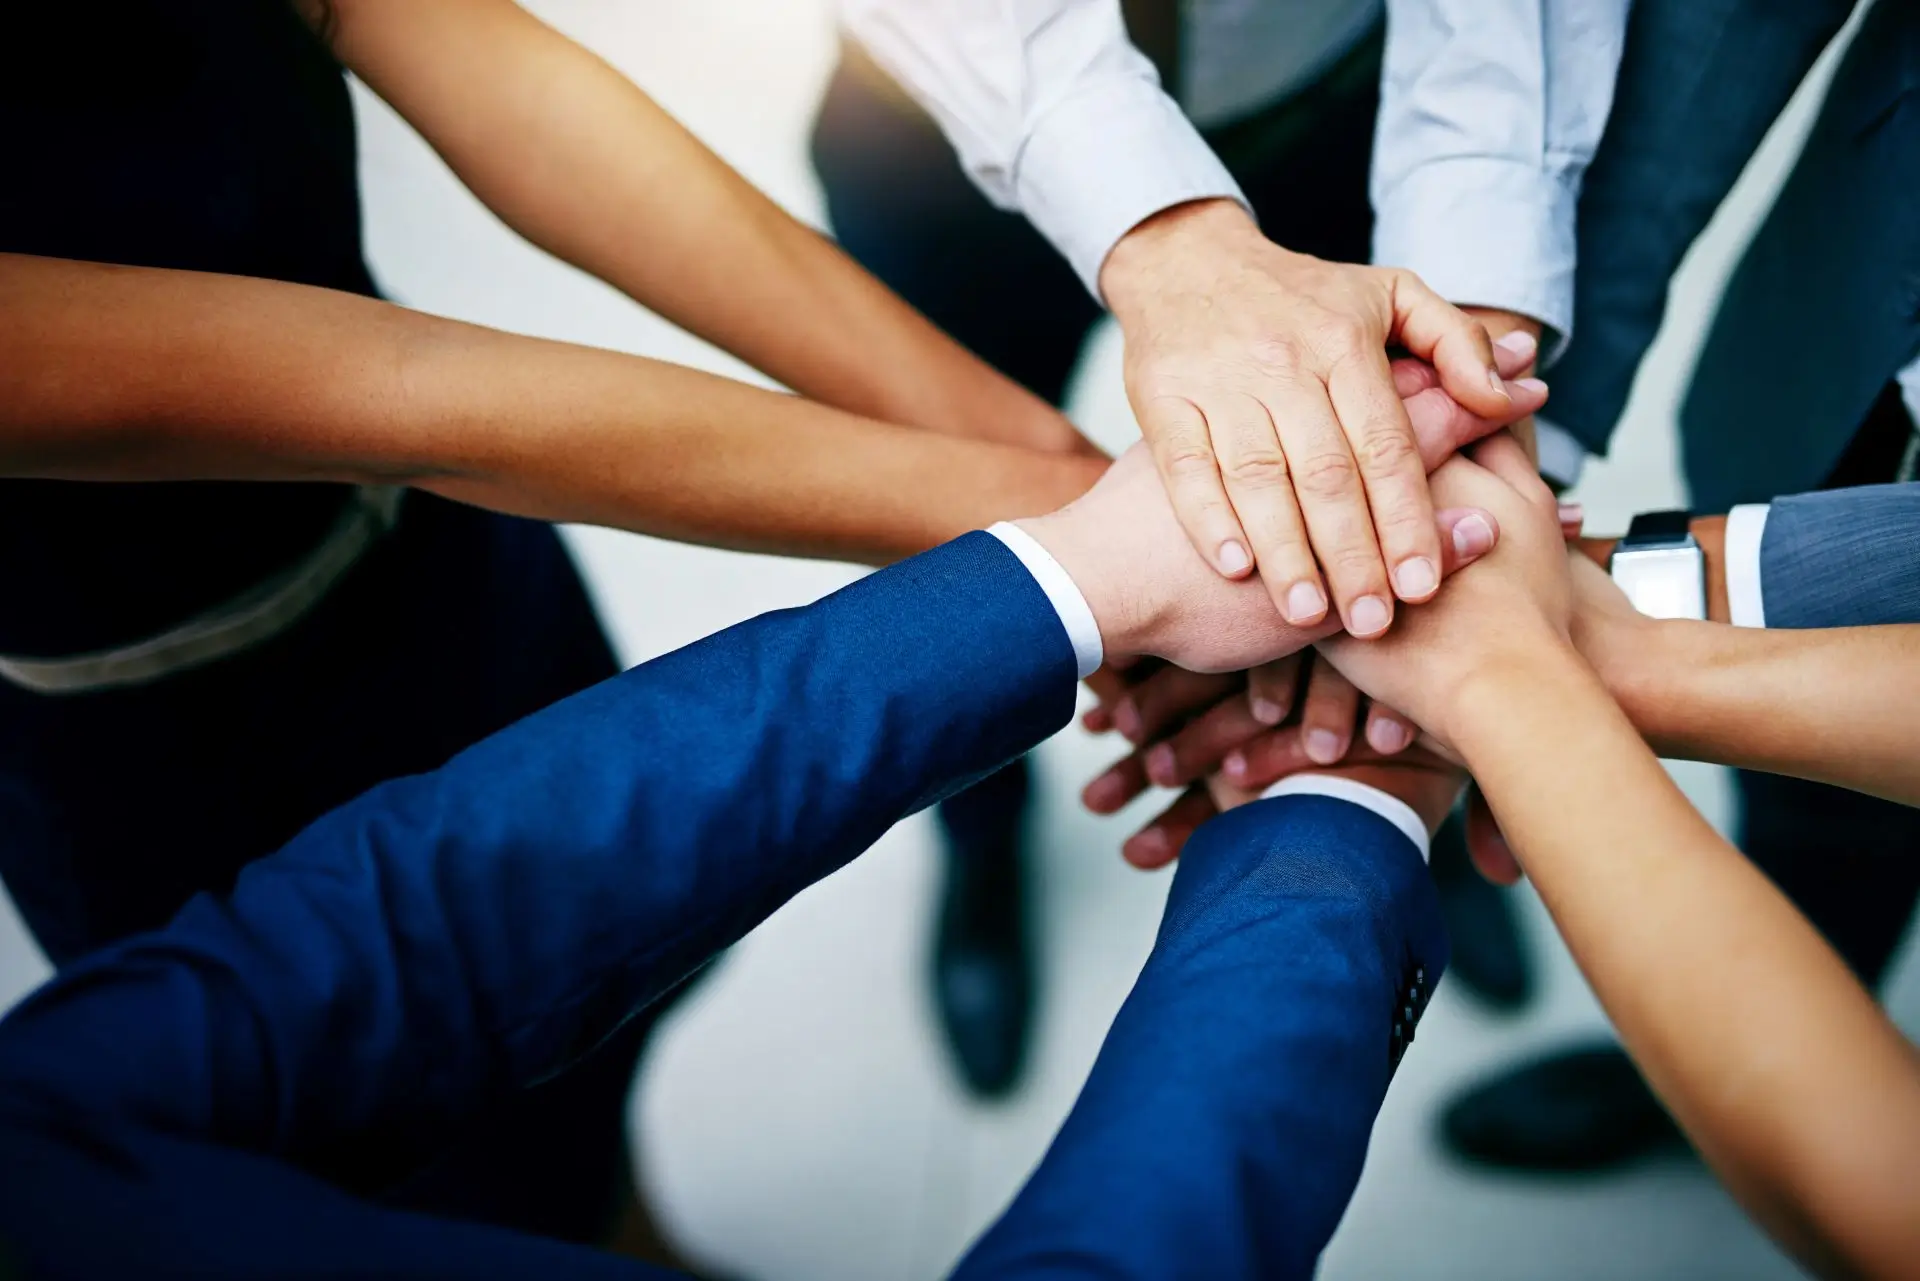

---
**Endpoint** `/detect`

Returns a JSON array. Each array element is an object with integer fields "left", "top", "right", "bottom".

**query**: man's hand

[
  {"left": 1099, "top": 199, "right": 1538, "bottom": 636},
  {"left": 1018, "top": 443, "right": 1499, "bottom": 675}
]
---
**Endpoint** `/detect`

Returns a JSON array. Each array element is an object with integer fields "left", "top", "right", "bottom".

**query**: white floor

[{"left": 2, "top": 3, "right": 1913, "bottom": 1278}]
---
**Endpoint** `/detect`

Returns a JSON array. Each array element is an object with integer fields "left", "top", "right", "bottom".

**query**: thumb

[
  {"left": 1435, "top": 506, "right": 1498, "bottom": 575},
  {"left": 1403, "top": 377, "right": 1550, "bottom": 472}
]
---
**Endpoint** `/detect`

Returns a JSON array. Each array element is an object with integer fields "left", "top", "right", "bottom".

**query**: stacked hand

[
  {"left": 1100, "top": 200, "right": 1539, "bottom": 634},
  {"left": 1067, "top": 341, "right": 1547, "bottom": 864}
]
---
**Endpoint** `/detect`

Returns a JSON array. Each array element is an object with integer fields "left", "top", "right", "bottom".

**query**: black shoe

[
  {"left": 932, "top": 764, "right": 1035, "bottom": 1100},
  {"left": 1429, "top": 809, "right": 1533, "bottom": 1010},
  {"left": 1442, "top": 1044, "right": 1687, "bottom": 1173}
]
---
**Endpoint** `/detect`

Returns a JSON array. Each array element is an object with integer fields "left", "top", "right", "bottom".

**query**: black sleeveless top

[{"left": 0, "top": 1, "right": 379, "bottom": 657}]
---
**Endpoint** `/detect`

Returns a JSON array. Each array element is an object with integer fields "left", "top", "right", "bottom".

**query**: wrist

[
  {"left": 1436, "top": 632, "right": 1587, "bottom": 753},
  {"left": 1579, "top": 515, "right": 1730, "bottom": 623},
  {"left": 1013, "top": 508, "right": 1161, "bottom": 663},
  {"left": 1099, "top": 198, "right": 1263, "bottom": 323}
]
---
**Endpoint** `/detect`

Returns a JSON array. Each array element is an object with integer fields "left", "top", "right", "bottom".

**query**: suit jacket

[
  {"left": 1543, "top": 0, "right": 1920, "bottom": 506},
  {"left": 1761, "top": 481, "right": 1920, "bottom": 627},
  {"left": 0, "top": 532, "right": 1443, "bottom": 1281}
]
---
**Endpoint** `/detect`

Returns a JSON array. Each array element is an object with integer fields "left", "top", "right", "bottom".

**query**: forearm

[
  {"left": 328, "top": 0, "right": 1084, "bottom": 451},
  {"left": 1605, "top": 620, "right": 1920, "bottom": 807},
  {"left": 1450, "top": 649, "right": 1920, "bottom": 1276},
  {"left": 0, "top": 535, "right": 1077, "bottom": 1186},
  {"left": 0, "top": 254, "right": 1102, "bottom": 564}
]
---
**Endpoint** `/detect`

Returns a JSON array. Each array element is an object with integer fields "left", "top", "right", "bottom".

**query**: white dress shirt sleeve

[
  {"left": 987, "top": 522, "right": 1105, "bottom": 678},
  {"left": 1370, "top": 0, "right": 1632, "bottom": 365},
  {"left": 1723, "top": 503, "right": 1771, "bottom": 629},
  {"left": 837, "top": 0, "right": 1247, "bottom": 300},
  {"left": 1532, "top": 417, "right": 1590, "bottom": 487},
  {"left": 1263, "top": 775, "right": 1432, "bottom": 861}
]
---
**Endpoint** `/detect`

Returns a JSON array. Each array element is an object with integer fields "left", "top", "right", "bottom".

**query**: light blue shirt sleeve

[{"left": 1370, "top": 0, "right": 1632, "bottom": 366}]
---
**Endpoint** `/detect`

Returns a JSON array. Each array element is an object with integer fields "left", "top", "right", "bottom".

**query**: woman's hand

[{"left": 1312, "top": 433, "right": 1574, "bottom": 752}]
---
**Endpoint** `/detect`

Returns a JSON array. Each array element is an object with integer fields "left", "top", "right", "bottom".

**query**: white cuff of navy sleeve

[
  {"left": 1261, "top": 775, "right": 1432, "bottom": 863},
  {"left": 1014, "top": 78, "right": 1250, "bottom": 302},
  {"left": 1532, "top": 418, "right": 1589, "bottom": 487},
  {"left": 1724, "top": 503, "right": 1771, "bottom": 629},
  {"left": 987, "top": 522, "right": 1104, "bottom": 679}
]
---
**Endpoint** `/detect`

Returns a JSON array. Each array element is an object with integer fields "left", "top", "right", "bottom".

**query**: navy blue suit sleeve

[
  {"left": 1759, "top": 483, "right": 1920, "bottom": 629},
  {"left": 953, "top": 796, "right": 1447, "bottom": 1281},
  {"left": 0, "top": 532, "right": 1078, "bottom": 1280}
]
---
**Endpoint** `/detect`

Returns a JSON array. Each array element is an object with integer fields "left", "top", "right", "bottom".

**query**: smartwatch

[{"left": 1608, "top": 510, "right": 1706, "bottom": 620}]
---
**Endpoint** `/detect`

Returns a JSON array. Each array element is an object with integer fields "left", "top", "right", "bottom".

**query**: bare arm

[
  {"left": 312, "top": 0, "right": 1086, "bottom": 454},
  {"left": 0, "top": 253, "right": 1101, "bottom": 563},
  {"left": 1569, "top": 557, "right": 1920, "bottom": 807},
  {"left": 1316, "top": 441, "right": 1920, "bottom": 1279}
]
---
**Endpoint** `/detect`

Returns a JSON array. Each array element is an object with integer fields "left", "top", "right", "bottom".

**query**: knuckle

[
  {"left": 1221, "top": 448, "right": 1291, "bottom": 489},
  {"left": 1325, "top": 541, "right": 1384, "bottom": 580},
  {"left": 1312, "top": 315, "right": 1371, "bottom": 355},
  {"left": 1157, "top": 440, "right": 1220, "bottom": 483},
  {"left": 1247, "top": 334, "right": 1308, "bottom": 378},
  {"left": 1355, "top": 428, "right": 1418, "bottom": 477},
  {"left": 1294, "top": 450, "right": 1359, "bottom": 501}
]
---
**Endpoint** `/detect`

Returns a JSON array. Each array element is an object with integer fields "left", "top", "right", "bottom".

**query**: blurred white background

[{"left": 1, "top": 3, "right": 1913, "bottom": 1278}]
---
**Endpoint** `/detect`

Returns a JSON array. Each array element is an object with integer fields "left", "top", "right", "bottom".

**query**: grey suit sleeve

[{"left": 1760, "top": 484, "right": 1920, "bottom": 629}]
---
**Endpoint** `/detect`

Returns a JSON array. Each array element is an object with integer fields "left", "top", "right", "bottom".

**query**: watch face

[{"left": 1611, "top": 546, "right": 1707, "bottom": 620}]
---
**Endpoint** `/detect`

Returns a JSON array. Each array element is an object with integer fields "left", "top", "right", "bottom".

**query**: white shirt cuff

[
  {"left": 1373, "top": 157, "right": 1579, "bottom": 366},
  {"left": 1532, "top": 418, "right": 1589, "bottom": 487},
  {"left": 1260, "top": 775, "right": 1432, "bottom": 863},
  {"left": 1723, "top": 503, "right": 1771, "bottom": 629},
  {"left": 1014, "top": 79, "right": 1250, "bottom": 302},
  {"left": 987, "top": 522, "right": 1104, "bottom": 679}
]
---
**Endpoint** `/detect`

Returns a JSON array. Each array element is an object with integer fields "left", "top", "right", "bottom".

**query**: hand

[
  {"left": 1459, "top": 307, "right": 1544, "bottom": 464},
  {"left": 1204, "top": 750, "right": 1465, "bottom": 840},
  {"left": 1020, "top": 442, "right": 1499, "bottom": 674},
  {"left": 1099, "top": 198, "right": 1542, "bottom": 636},
  {"left": 1080, "top": 654, "right": 1426, "bottom": 841},
  {"left": 1311, "top": 433, "right": 1572, "bottom": 751}
]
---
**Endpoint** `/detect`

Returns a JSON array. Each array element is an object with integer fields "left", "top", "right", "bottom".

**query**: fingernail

[
  {"left": 1369, "top": 717, "right": 1411, "bottom": 754},
  {"left": 1349, "top": 594, "right": 1391, "bottom": 636},
  {"left": 1113, "top": 699, "right": 1143, "bottom": 742},
  {"left": 1306, "top": 728, "right": 1343, "bottom": 764},
  {"left": 1452, "top": 513, "right": 1494, "bottom": 558},
  {"left": 1488, "top": 367, "right": 1512, "bottom": 400},
  {"left": 1250, "top": 696, "right": 1285, "bottom": 726},
  {"left": 1284, "top": 581, "right": 1327, "bottom": 625},
  {"left": 1146, "top": 743, "right": 1176, "bottom": 786},
  {"left": 1128, "top": 828, "right": 1169, "bottom": 865},
  {"left": 1224, "top": 750, "right": 1248, "bottom": 778},
  {"left": 1085, "top": 772, "right": 1126, "bottom": 811},
  {"left": 1393, "top": 557, "right": 1438, "bottom": 600},
  {"left": 1557, "top": 500, "right": 1585, "bottom": 525},
  {"left": 1515, "top": 377, "right": 1548, "bottom": 395},
  {"left": 1494, "top": 330, "right": 1538, "bottom": 362},
  {"left": 1217, "top": 540, "right": 1252, "bottom": 575}
]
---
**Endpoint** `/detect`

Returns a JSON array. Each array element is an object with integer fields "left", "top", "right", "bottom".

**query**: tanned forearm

[
  {"left": 1448, "top": 647, "right": 1920, "bottom": 1278},
  {"left": 1603, "top": 620, "right": 1920, "bottom": 807},
  {"left": 0, "top": 254, "right": 1103, "bottom": 563},
  {"left": 316, "top": 0, "right": 1087, "bottom": 454}
]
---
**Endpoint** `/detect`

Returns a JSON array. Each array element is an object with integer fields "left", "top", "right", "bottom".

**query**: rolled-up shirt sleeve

[
  {"left": 1370, "top": 0, "right": 1631, "bottom": 365},
  {"left": 839, "top": 0, "right": 1248, "bottom": 300}
]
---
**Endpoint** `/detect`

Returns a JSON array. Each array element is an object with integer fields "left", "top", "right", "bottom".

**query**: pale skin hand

[
  {"left": 1016, "top": 443, "right": 1499, "bottom": 678},
  {"left": 1077, "top": 343, "right": 1545, "bottom": 858},
  {"left": 1100, "top": 198, "right": 1532, "bottom": 636}
]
